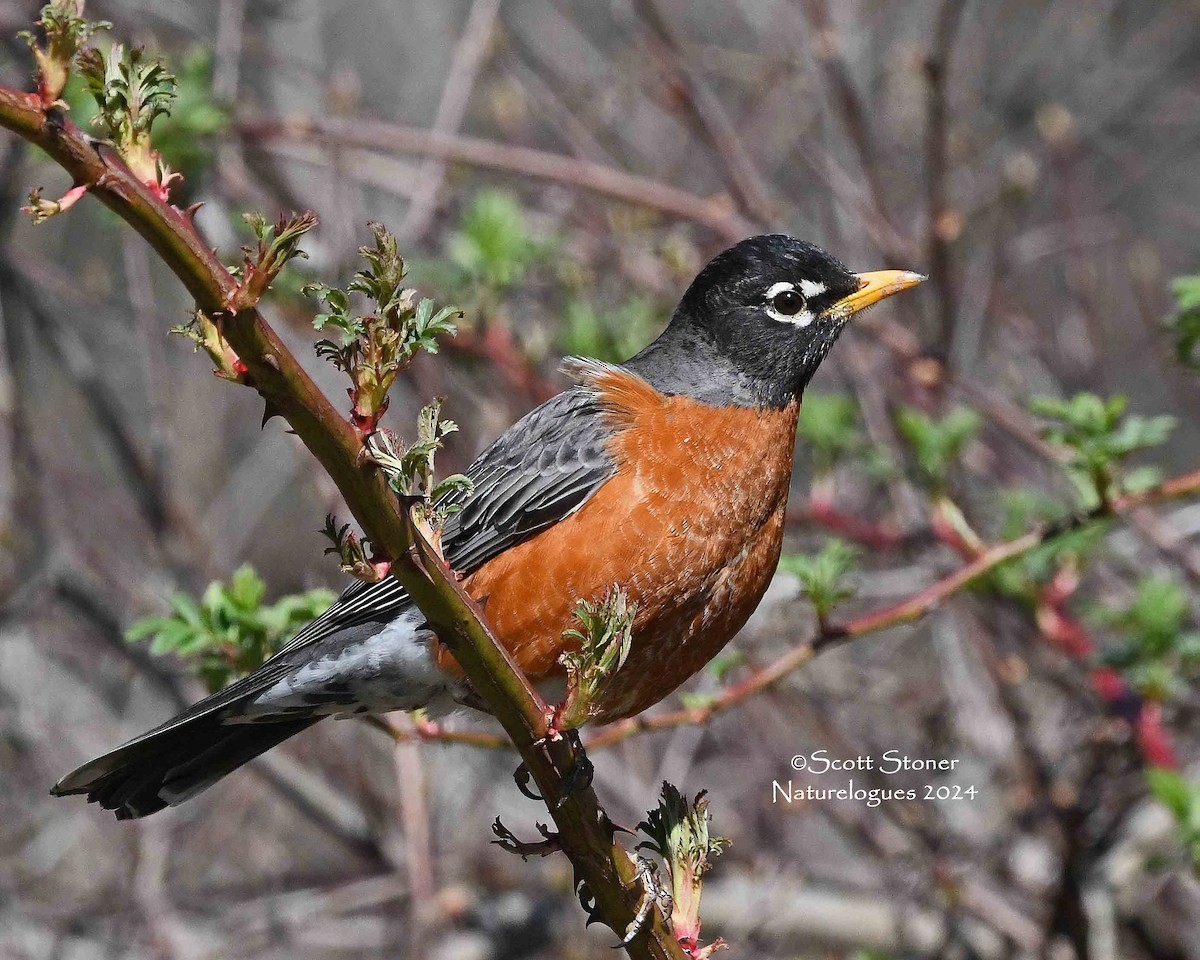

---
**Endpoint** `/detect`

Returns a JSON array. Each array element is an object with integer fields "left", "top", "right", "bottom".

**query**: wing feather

[{"left": 265, "top": 388, "right": 616, "bottom": 659}]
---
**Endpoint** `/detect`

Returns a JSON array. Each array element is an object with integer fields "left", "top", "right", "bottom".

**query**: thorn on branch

[
  {"left": 548, "top": 729, "right": 594, "bottom": 810},
  {"left": 490, "top": 816, "right": 561, "bottom": 860},
  {"left": 575, "top": 876, "right": 606, "bottom": 928},
  {"left": 512, "top": 761, "right": 543, "bottom": 802}
]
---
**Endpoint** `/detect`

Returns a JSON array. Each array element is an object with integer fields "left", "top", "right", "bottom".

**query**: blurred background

[{"left": 2, "top": 0, "right": 1200, "bottom": 957}]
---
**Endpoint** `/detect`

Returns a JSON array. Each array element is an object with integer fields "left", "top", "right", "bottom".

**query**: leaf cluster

[
  {"left": 79, "top": 42, "right": 177, "bottom": 185},
  {"left": 1165, "top": 275, "right": 1200, "bottom": 369},
  {"left": 988, "top": 488, "right": 1107, "bottom": 599},
  {"left": 320, "top": 514, "right": 388, "bottom": 583},
  {"left": 1093, "top": 577, "right": 1200, "bottom": 701},
  {"left": 637, "top": 782, "right": 729, "bottom": 954},
  {"left": 446, "top": 190, "right": 551, "bottom": 296},
  {"left": 1147, "top": 769, "right": 1200, "bottom": 871},
  {"left": 895, "top": 406, "right": 981, "bottom": 491},
  {"left": 304, "top": 223, "right": 460, "bottom": 431},
  {"left": 126, "top": 565, "right": 333, "bottom": 693},
  {"left": 19, "top": 0, "right": 109, "bottom": 103},
  {"left": 557, "top": 587, "right": 636, "bottom": 727},
  {"left": 365, "top": 400, "right": 474, "bottom": 536},
  {"left": 778, "top": 539, "right": 860, "bottom": 626},
  {"left": 234, "top": 211, "right": 317, "bottom": 309},
  {"left": 1030, "top": 393, "right": 1175, "bottom": 507}
]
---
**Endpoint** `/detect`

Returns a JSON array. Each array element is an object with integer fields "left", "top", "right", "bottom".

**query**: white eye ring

[{"left": 764, "top": 282, "right": 815, "bottom": 327}]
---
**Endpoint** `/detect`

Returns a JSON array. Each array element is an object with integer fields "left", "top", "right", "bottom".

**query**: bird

[{"left": 52, "top": 235, "right": 923, "bottom": 819}]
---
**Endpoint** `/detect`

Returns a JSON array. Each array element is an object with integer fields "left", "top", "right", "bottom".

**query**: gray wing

[
  {"left": 267, "top": 388, "right": 616, "bottom": 660},
  {"left": 443, "top": 388, "right": 615, "bottom": 570}
]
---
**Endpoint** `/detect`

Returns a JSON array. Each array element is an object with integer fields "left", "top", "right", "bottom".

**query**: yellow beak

[{"left": 827, "top": 269, "right": 925, "bottom": 319}]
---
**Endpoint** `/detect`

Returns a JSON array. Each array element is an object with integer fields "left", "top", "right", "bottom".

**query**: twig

[
  {"left": 394, "top": 739, "right": 435, "bottom": 960},
  {"left": 212, "top": 0, "right": 247, "bottom": 104},
  {"left": 631, "top": 0, "right": 777, "bottom": 226},
  {"left": 799, "top": 0, "right": 900, "bottom": 244},
  {"left": 786, "top": 498, "right": 913, "bottom": 549},
  {"left": 235, "top": 114, "right": 754, "bottom": 242},
  {"left": 398, "top": 0, "right": 501, "bottom": 242},
  {"left": 376, "top": 712, "right": 508, "bottom": 750},
  {"left": 923, "top": 0, "right": 969, "bottom": 365}
]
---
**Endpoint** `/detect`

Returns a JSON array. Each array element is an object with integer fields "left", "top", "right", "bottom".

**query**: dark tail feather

[{"left": 52, "top": 715, "right": 321, "bottom": 819}]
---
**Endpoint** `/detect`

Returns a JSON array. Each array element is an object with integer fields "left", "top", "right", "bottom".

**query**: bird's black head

[{"left": 625, "top": 235, "right": 923, "bottom": 407}]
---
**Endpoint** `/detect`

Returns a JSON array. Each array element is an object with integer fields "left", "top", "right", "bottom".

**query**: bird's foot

[
  {"left": 616, "top": 856, "right": 673, "bottom": 947},
  {"left": 575, "top": 875, "right": 607, "bottom": 928},
  {"left": 553, "top": 728, "right": 594, "bottom": 809},
  {"left": 515, "top": 724, "right": 593, "bottom": 808}
]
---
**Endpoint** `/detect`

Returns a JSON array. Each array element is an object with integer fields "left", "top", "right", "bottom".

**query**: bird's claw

[
  {"left": 616, "top": 856, "right": 673, "bottom": 947},
  {"left": 554, "top": 728, "right": 594, "bottom": 809},
  {"left": 576, "top": 877, "right": 605, "bottom": 927},
  {"left": 515, "top": 729, "right": 591, "bottom": 808},
  {"left": 512, "top": 762, "right": 543, "bottom": 801}
]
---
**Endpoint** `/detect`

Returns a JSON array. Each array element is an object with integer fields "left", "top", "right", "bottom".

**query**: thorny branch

[{"left": 0, "top": 18, "right": 685, "bottom": 958}]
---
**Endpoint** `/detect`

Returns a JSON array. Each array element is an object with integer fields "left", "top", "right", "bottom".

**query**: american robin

[{"left": 52, "top": 235, "right": 923, "bottom": 819}]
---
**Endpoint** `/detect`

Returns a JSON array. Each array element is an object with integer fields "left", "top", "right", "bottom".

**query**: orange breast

[{"left": 442, "top": 367, "right": 799, "bottom": 723}]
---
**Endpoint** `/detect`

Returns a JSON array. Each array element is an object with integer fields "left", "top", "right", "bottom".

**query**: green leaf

[
  {"left": 1148, "top": 768, "right": 1193, "bottom": 820},
  {"left": 895, "top": 406, "right": 981, "bottom": 490},
  {"left": 797, "top": 393, "right": 865, "bottom": 474},
  {"left": 229, "top": 564, "right": 266, "bottom": 610},
  {"left": 127, "top": 567, "right": 334, "bottom": 692},
  {"left": 446, "top": 190, "right": 550, "bottom": 294},
  {"left": 778, "top": 539, "right": 860, "bottom": 623},
  {"left": 561, "top": 296, "right": 661, "bottom": 364},
  {"left": 1165, "top": 275, "right": 1200, "bottom": 369},
  {"left": 1146, "top": 769, "right": 1200, "bottom": 869},
  {"left": 1093, "top": 576, "right": 1198, "bottom": 703},
  {"left": 1030, "top": 392, "right": 1174, "bottom": 505}
]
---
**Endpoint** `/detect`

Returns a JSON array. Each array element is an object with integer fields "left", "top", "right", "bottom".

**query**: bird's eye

[{"left": 771, "top": 288, "right": 805, "bottom": 316}]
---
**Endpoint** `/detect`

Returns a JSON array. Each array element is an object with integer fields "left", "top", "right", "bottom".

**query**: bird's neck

[{"left": 623, "top": 316, "right": 800, "bottom": 409}]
